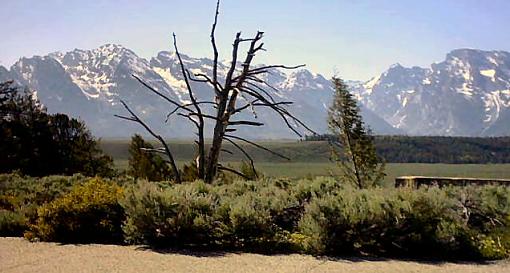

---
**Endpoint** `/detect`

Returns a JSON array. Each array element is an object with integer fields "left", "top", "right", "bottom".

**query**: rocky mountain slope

[
  {"left": 0, "top": 44, "right": 397, "bottom": 138},
  {"left": 1, "top": 46, "right": 509, "bottom": 137},
  {"left": 352, "top": 49, "right": 510, "bottom": 136}
]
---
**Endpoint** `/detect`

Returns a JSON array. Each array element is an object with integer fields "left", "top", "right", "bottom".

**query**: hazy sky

[{"left": 1, "top": 0, "right": 509, "bottom": 80}]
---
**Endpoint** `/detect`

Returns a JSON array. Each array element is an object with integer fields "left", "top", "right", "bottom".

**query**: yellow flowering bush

[{"left": 29, "top": 177, "right": 124, "bottom": 243}]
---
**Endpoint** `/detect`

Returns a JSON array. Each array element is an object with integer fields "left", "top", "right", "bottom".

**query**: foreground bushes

[
  {"left": 1, "top": 173, "right": 509, "bottom": 260},
  {"left": 122, "top": 178, "right": 510, "bottom": 259},
  {"left": 0, "top": 173, "right": 90, "bottom": 236},
  {"left": 299, "top": 187, "right": 469, "bottom": 257},
  {"left": 0, "top": 210, "right": 27, "bottom": 236},
  {"left": 298, "top": 184, "right": 510, "bottom": 259},
  {"left": 29, "top": 178, "right": 124, "bottom": 243},
  {"left": 122, "top": 180, "right": 297, "bottom": 250}
]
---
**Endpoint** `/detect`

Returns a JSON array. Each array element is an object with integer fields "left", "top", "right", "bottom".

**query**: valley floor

[{"left": 1, "top": 237, "right": 508, "bottom": 273}]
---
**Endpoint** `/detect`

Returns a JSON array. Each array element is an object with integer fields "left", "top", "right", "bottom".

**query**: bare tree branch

[
  {"left": 232, "top": 99, "right": 259, "bottom": 114},
  {"left": 119, "top": 0, "right": 315, "bottom": 183},
  {"left": 254, "top": 101, "right": 293, "bottom": 107},
  {"left": 115, "top": 100, "right": 181, "bottom": 183},
  {"left": 132, "top": 74, "right": 194, "bottom": 113},
  {"left": 240, "top": 85, "right": 317, "bottom": 136},
  {"left": 210, "top": 0, "right": 220, "bottom": 95},
  {"left": 224, "top": 134, "right": 290, "bottom": 160},
  {"left": 165, "top": 101, "right": 218, "bottom": 122},
  {"left": 192, "top": 71, "right": 224, "bottom": 92},
  {"left": 221, "top": 148, "right": 233, "bottom": 155},
  {"left": 224, "top": 138, "right": 258, "bottom": 178},
  {"left": 173, "top": 33, "right": 206, "bottom": 178},
  {"left": 243, "top": 83, "right": 277, "bottom": 103},
  {"left": 218, "top": 165, "right": 250, "bottom": 180},
  {"left": 228, "top": 120, "right": 264, "bottom": 126},
  {"left": 177, "top": 113, "right": 199, "bottom": 128},
  {"left": 224, "top": 32, "right": 242, "bottom": 92},
  {"left": 249, "top": 64, "right": 305, "bottom": 73},
  {"left": 140, "top": 147, "right": 167, "bottom": 155}
]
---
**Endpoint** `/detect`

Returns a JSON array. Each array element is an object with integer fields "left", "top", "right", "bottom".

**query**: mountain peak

[
  {"left": 445, "top": 48, "right": 509, "bottom": 63},
  {"left": 154, "top": 50, "right": 196, "bottom": 63},
  {"left": 389, "top": 63, "right": 404, "bottom": 69},
  {"left": 354, "top": 48, "right": 510, "bottom": 136},
  {"left": 98, "top": 43, "right": 126, "bottom": 50},
  {"left": 3, "top": 45, "right": 510, "bottom": 137}
]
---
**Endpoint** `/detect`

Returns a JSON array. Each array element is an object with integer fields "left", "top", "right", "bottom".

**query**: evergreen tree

[
  {"left": 328, "top": 77, "right": 385, "bottom": 188},
  {"left": 0, "top": 81, "right": 114, "bottom": 177},
  {"left": 239, "top": 160, "right": 258, "bottom": 180},
  {"left": 50, "top": 113, "right": 115, "bottom": 177},
  {"left": 127, "top": 134, "right": 173, "bottom": 181}
]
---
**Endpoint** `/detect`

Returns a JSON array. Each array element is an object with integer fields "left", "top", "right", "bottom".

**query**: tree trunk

[{"left": 205, "top": 94, "right": 228, "bottom": 183}]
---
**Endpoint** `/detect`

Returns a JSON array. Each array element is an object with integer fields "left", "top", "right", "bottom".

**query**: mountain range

[{"left": 1, "top": 45, "right": 509, "bottom": 138}]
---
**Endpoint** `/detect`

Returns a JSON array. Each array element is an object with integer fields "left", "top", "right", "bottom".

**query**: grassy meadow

[{"left": 100, "top": 139, "right": 510, "bottom": 186}]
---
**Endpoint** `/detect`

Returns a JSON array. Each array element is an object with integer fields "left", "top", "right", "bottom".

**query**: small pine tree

[
  {"left": 328, "top": 77, "right": 385, "bottom": 189},
  {"left": 127, "top": 134, "right": 173, "bottom": 181},
  {"left": 239, "top": 160, "right": 258, "bottom": 180},
  {"left": 180, "top": 161, "right": 199, "bottom": 182}
]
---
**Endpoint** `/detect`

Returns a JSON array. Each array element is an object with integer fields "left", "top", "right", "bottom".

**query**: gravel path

[{"left": 1, "top": 237, "right": 509, "bottom": 273}]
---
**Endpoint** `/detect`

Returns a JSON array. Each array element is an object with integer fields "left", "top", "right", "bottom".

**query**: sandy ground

[{"left": 1, "top": 237, "right": 509, "bottom": 273}]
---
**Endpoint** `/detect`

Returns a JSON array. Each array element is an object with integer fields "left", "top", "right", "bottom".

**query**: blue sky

[{"left": 1, "top": 0, "right": 509, "bottom": 80}]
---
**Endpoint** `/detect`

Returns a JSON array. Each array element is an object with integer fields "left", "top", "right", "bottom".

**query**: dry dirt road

[{"left": 1, "top": 237, "right": 509, "bottom": 273}]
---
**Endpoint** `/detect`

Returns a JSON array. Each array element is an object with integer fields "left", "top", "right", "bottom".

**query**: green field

[{"left": 102, "top": 139, "right": 510, "bottom": 186}]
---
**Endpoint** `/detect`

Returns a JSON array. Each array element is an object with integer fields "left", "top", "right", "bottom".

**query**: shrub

[
  {"left": 291, "top": 176, "right": 342, "bottom": 203},
  {"left": 122, "top": 179, "right": 298, "bottom": 251},
  {"left": 0, "top": 173, "right": 88, "bottom": 208},
  {"left": 122, "top": 180, "right": 219, "bottom": 247},
  {"left": 0, "top": 210, "right": 27, "bottom": 236},
  {"left": 451, "top": 186, "right": 510, "bottom": 259},
  {"left": 217, "top": 180, "right": 297, "bottom": 250},
  {"left": 0, "top": 173, "right": 90, "bottom": 236},
  {"left": 471, "top": 234, "right": 509, "bottom": 260},
  {"left": 122, "top": 178, "right": 510, "bottom": 259},
  {"left": 297, "top": 186, "right": 508, "bottom": 259},
  {"left": 1, "top": 173, "right": 508, "bottom": 260},
  {"left": 30, "top": 177, "right": 124, "bottom": 243}
]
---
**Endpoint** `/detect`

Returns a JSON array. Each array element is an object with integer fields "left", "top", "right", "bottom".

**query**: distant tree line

[
  {"left": 305, "top": 134, "right": 510, "bottom": 164},
  {"left": 0, "top": 81, "right": 114, "bottom": 177}
]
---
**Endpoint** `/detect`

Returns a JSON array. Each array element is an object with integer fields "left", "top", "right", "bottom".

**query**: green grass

[
  {"left": 103, "top": 139, "right": 510, "bottom": 186},
  {"left": 246, "top": 162, "right": 510, "bottom": 186},
  {"left": 100, "top": 139, "right": 330, "bottom": 163},
  {"left": 113, "top": 159, "right": 510, "bottom": 187}
]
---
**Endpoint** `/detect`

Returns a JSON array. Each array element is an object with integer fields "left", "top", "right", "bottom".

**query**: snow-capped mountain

[
  {"left": 352, "top": 49, "right": 510, "bottom": 136},
  {"left": 1, "top": 46, "right": 509, "bottom": 137},
  {"left": 0, "top": 44, "right": 368, "bottom": 138}
]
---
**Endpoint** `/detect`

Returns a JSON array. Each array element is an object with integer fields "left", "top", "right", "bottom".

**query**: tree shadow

[
  {"left": 51, "top": 239, "right": 502, "bottom": 265},
  {"left": 134, "top": 245, "right": 501, "bottom": 266},
  {"left": 134, "top": 245, "right": 231, "bottom": 258},
  {"left": 316, "top": 254, "right": 497, "bottom": 266}
]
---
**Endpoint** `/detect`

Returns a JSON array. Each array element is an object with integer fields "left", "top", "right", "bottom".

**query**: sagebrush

[{"left": 1, "top": 173, "right": 509, "bottom": 260}]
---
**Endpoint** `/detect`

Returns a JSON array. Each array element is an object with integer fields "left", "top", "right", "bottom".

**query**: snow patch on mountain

[
  {"left": 50, "top": 44, "right": 135, "bottom": 101},
  {"left": 480, "top": 69, "right": 496, "bottom": 82},
  {"left": 352, "top": 48, "right": 510, "bottom": 136},
  {"left": 3, "top": 46, "right": 510, "bottom": 137}
]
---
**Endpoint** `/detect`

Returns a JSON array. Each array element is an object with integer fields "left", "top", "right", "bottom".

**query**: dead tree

[{"left": 118, "top": 0, "right": 315, "bottom": 183}]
